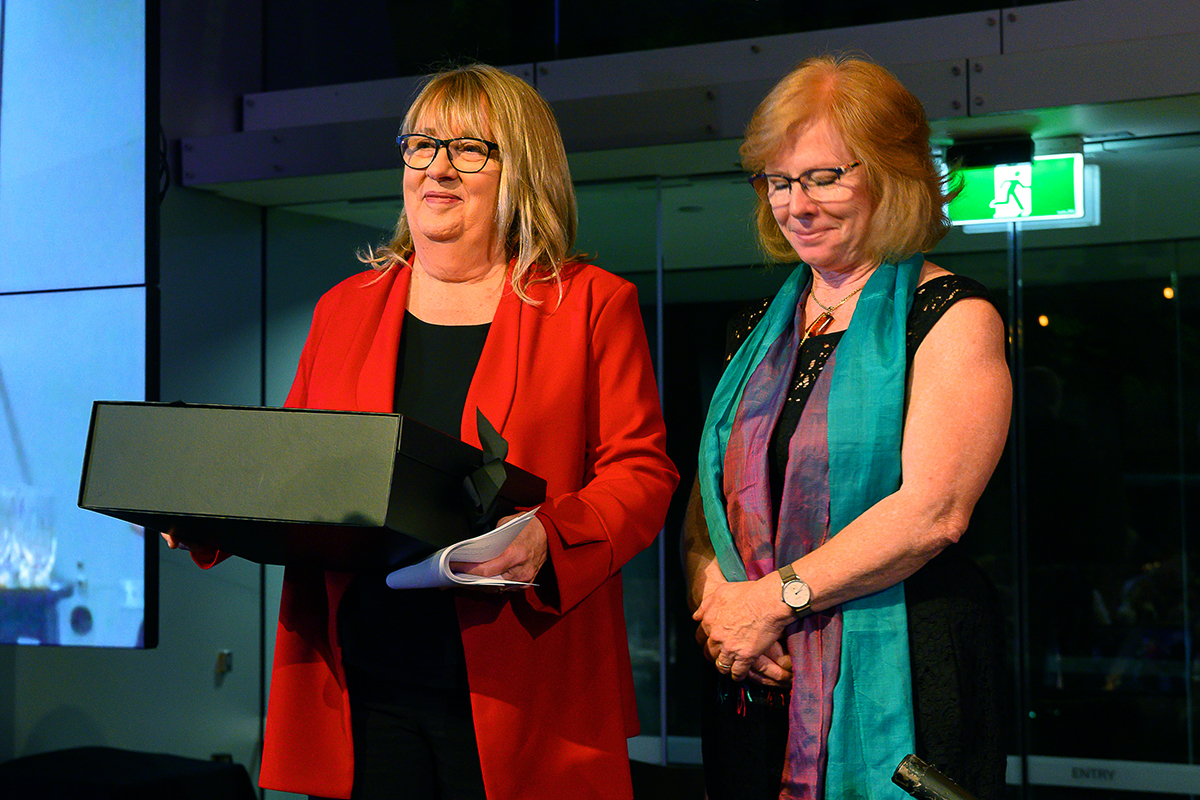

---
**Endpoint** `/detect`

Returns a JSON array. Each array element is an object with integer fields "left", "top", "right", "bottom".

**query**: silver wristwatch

[{"left": 779, "top": 563, "right": 812, "bottom": 618}]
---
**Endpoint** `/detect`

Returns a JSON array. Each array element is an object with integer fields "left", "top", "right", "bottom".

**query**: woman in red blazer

[{"left": 167, "top": 64, "right": 677, "bottom": 800}]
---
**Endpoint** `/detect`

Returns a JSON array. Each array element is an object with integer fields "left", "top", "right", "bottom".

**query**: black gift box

[{"left": 78, "top": 402, "right": 546, "bottom": 571}]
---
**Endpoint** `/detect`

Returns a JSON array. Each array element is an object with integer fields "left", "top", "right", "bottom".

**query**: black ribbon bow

[{"left": 462, "top": 409, "right": 508, "bottom": 534}]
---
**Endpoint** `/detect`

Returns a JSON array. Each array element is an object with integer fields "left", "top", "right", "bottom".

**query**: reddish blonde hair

[{"left": 741, "top": 54, "right": 956, "bottom": 264}]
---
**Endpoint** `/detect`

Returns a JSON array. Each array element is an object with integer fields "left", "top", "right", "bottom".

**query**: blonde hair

[
  {"left": 740, "top": 54, "right": 956, "bottom": 264},
  {"left": 364, "top": 64, "right": 579, "bottom": 301}
]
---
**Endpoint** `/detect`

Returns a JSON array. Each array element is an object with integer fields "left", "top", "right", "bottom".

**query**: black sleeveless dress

[{"left": 701, "top": 275, "right": 1007, "bottom": 800}]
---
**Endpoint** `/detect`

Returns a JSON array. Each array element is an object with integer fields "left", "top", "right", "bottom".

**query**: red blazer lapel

[
  {"left": 461, "top": 285, "right": 522, "bottom": 447},
  {"left": 355, "top": 267, "right": 412, "bottom": 413}
]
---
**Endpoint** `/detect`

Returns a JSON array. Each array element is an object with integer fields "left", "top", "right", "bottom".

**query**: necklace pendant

[{"left": 806, "top": 311, "right": 834, "bottom": 338}]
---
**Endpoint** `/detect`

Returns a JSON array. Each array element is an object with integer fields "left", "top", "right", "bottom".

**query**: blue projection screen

[
  {"left": 0, "top": 0, "right": 153, "bottom": 647},
  {"left": 0, "top": 1, "right": 146, "bottom": 293}
]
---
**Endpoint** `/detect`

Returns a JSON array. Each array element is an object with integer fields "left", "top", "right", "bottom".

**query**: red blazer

[{"left": 250, "top": 262, "right": 678, "bottom": 799}]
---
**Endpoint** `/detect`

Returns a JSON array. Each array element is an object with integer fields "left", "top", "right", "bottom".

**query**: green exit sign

[{"left": 949, "top": 153, "right": 1085, "bottom": 226}]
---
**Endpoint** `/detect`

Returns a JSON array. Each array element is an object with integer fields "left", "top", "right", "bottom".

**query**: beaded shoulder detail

[
  {"left": 724, "top": 297, "right": 772, "bottom": 363},
  {"left": 723, "top": 274, "right": 994, "bottom": 363},
  {"left": 905, "top": 274, "right": 994, "bottom": 360}
]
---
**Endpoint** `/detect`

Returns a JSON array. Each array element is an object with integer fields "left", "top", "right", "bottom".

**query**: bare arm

[
  {"left": 789, "top": 296, "right": 1010, "bottom": 605},
  {"left": 681, "top": 476, "right": 724, "bottom": 612},
  {"left": 695, "top": 296, "right": 1011, "bottom": 680}
]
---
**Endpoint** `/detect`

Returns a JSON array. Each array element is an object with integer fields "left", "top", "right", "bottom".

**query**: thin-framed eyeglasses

[
  {"left": 397, "top": 133, "right": 499, "bottom": 173},
  {"left": 748, "top": 161, "right": 862, "bottom": 204}
]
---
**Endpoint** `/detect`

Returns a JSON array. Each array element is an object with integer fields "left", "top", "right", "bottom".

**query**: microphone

[{"left": 892, "top": 754, "right": 978, "bottom": 800}]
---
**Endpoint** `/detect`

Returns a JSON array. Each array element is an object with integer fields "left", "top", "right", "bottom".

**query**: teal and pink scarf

[{"left": 698, "top": 254, "right": 923, "bottom": 799}]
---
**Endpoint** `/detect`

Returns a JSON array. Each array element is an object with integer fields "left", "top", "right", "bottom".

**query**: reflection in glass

[
  {"left": 0, "top": 486, "right": 57, "bottom": 589},
  {"left": 0, "top": 288, "right": 147, "bottom": 647},
  {"left": 1023, "top": 269, "right": 1193, "bottom": 765}
]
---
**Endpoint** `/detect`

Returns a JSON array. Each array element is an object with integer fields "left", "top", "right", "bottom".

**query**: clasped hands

[{"left": 693, "top": 573, "right": 795, "bottom": 686}]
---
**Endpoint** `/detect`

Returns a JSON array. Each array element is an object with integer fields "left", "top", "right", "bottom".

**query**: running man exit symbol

[{"left": 989, "top": 164, "right": 1033, "bottom": 218}]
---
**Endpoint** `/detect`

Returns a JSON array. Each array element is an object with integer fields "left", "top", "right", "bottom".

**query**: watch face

[{"left": 783, "top": 580, "right": 810, "bottom": 610}]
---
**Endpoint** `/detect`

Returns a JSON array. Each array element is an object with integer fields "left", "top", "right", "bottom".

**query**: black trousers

[
  {"left": 311, "top": 679, "right": 488, "bottom": 800},
  {"left": 700, "top": 667, "right": 790, "bottom": 800}
]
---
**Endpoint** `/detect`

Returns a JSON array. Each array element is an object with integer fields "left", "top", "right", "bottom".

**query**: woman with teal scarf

[{"left": 683, "top": 56, "right": 1011, "bottom": 800}]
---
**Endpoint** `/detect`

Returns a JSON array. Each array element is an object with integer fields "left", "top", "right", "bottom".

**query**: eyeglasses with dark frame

[
  {"left": 748, "top": 161, "right": 863, "bottom": 204},
  {"left": 396, "top": 133, "right": 499, "bottom": 173}
]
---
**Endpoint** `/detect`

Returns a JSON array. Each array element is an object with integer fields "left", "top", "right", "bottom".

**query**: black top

[
  {"left": 339, "top": 312, "right": 490, "bottom": 697},
  {"left": 722, "top": 275, "right": 993, "bottom": 523},
  {"left": 393, "top": 313, "right": 491, "bottom": 437}
]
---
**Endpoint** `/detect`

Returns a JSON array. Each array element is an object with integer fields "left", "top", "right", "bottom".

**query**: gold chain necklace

[{"left": 800, "top": 284, "right": 864, "bottom": 345}]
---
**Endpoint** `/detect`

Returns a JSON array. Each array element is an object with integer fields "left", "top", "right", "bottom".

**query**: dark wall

[{"left": 260, "top": 0, "right": 1076, "bottom": 91}]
